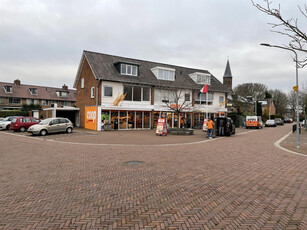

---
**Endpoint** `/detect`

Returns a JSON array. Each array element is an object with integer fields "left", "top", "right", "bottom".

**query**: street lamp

[{"left": 260, "top": 43, "right": 300, "bottom": 149}]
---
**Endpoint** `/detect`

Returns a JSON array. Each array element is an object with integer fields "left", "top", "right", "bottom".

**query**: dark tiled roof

[
  {"left": 80, "top": 51, "right": 230, "bottom": 93},
  {"left": 0, "top": 82, "right": 76, "bottom": 101}
]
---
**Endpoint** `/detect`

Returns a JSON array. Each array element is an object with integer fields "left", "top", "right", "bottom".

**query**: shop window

[
  {"left": 143, "top": 87, "right": 150, "bottom": 101},
  {"left": 144, "top": 112, "right": 150, "bottom": 128},
  {"left": 119, "top": 111, "right": 127, "bottom": 129},
  {"left": 111, "top": 111, "right": 118, "bottom": 129},
  {"left": 136, "top": 112, "right": 142, "bottom": 128},
  {"left": 104, "top": 86, "right": 113, "bottom": 97},
  {"left": 133, "top": 86, "right": 142, "bottom": 101},
  {"left": 128, "top": 111, "right": 135, "bottom": 129}
]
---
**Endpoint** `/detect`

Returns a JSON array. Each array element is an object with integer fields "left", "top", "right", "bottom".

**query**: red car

[{"left": 10, "top": 117, "right": 40, "bottom": 132}]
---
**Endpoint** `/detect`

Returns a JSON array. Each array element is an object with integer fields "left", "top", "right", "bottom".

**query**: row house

[
  {"left": 74, "top": 50, "right": 231, "bottom": 130},
  {"left": 0, "top": 79, "right": 77, "bottom": 121}
]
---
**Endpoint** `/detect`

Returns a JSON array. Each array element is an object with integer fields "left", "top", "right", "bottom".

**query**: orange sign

[
  {"left": 170, "top": 103, "right": 180, "bottom": 109},
  {"left": 85, "top": 106, "right": 97, "bottom": 130},
  {"left": 293, "top": 85, "right": 298, "bottom": 92}
]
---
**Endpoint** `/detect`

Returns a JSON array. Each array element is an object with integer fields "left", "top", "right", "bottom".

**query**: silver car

[{"left": 28, "top": 117, "right": 73, "bottom": 136}]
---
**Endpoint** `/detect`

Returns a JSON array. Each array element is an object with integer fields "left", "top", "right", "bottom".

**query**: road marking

[
  {"left": 274, "top": 131, "right": 307, "bottom": 157},
  {"left": 1, "top": 129, "right": 258, "bottom": 147}
]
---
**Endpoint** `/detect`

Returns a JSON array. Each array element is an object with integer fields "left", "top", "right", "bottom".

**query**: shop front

[{"left": 102, "top": 110, "right": 151, "bottom": 130}]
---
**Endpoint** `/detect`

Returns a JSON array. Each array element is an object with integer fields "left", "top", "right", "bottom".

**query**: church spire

[
  {"left": 223, "top": 59, "right": 233, "bottom": 78},
  {"left": 223, "top": 59, "right": 233, "bottom": 90}
]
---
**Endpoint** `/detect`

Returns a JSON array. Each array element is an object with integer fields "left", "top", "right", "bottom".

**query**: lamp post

[{"left": 260, "top": 43, "right": 300, "bottom": 149}]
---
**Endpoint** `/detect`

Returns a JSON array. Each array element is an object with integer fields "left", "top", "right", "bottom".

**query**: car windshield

[
  {"left": 39, "top": 119, "right": 53, "bottom": 125},
  {"left": 2, "top": 117, "right": 11, "bottom": 122},
  {"left": 11, "top": 118, "right": 17, "bottom": 123}
]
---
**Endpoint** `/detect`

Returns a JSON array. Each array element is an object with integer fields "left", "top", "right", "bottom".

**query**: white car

[{"left": 0, "top": 116, "right": 22, "bottom": 130}]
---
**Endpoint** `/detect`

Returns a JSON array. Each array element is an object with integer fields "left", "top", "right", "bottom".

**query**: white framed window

[
  {"left": 91, "top": 87, "right": 95, "bottom": 99},
  {"left": 56, "top": 91, "right": 69, "bottom": 97},
  {"left": 29, "top": 88, "right": 38, "bottom": 95},
  {"left": 189, "top": 72, "right": 211, "bottom": 85},
  {"left": 26, "top": 99, "right": 33, "bottom": 105},
  {"left": 185, "top": 93, "right": 190, "bottom": 102},
  {"left": 194, "top": 92, "right": 214, "bottom": 105},
  {"left": 104, "top": 86, "right": 113, "bottom": 97},
  {"left": 219, "top": 96, "right": 224, "bottom": 104},
  {"left": 34, "top": 99, "right": 39, "bottom": 105},
  {"left": 151, "top": 67, "right": 175, "bottom": 81},
  {"left": 81, "top": 78, "right": 84, "bottom": 88},
  {"left": 42, "top": 100, "right": 49, "bottom": 106},
  {"left": 4, "top": 86, "right": 12, "bottom": 93},
  {"left": 0, "top": 97, "right": 4, "bottom": 104},
  {"left": 121, "top": 64, "right": 138, "bottom": 76}
]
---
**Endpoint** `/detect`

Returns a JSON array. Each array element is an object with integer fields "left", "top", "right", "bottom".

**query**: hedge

[{"left": 0, "top": 110, "right": 29, "bottom": 118}]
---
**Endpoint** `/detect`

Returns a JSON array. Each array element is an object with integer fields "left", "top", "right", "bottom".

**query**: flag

[
  {"left": 200, "top": 84, "right": 208, "bottom": 93},
  {"left": 198, "top": 84, "right": 208, "bottom": 97}
]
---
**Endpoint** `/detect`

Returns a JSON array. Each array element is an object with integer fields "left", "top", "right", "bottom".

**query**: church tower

[{"left": 223, "top": 59, "right": 233, "bottom": 91}]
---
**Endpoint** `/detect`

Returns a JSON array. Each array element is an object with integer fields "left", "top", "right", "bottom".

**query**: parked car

[
  {"left": 10, "top": 117, "right": 40, "bottom": 132},
  {"left": 284, "top": 118, "right": 293, "bottom": 123},
  {"left": 265, "top": 119, "right": 277, "bottom": 127},
  {"left": 28, "top": 117, "right": 73, "bottom": 136},
  {"left": 0, "top": 116, "right": 23, "bottom": 130},
  {"left": 274, "top": 118, "right": 284, "bottom": 126},
  {"left": 0, "top": 117, "right": 4, "bottom": 122}
]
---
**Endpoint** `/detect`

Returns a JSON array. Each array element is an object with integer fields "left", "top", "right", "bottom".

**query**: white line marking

[{"left": 274, "top": 131, "right": 307, "bottom": 157}]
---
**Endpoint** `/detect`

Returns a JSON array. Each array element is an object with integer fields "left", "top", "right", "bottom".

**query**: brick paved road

[{"left": 1, "top": 125, "right": 307, "bottom": 229}]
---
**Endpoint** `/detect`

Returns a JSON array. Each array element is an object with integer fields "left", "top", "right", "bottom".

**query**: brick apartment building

[{"left": 0, "top": 79, "right": 78, "bottom": 123}]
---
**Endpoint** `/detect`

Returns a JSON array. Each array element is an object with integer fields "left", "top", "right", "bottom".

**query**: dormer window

[
  {"left": 3, "top": 86, "right": 12, "bottom": 93},
  {"left": 56, "top": 91, "right": 69, "bottom": 97},
  {"left": 151, "top": 67, "right": 175, "bottom": 81},
  {"left": 189, "top": 72, "right": 211, "bottom": 85},
  {"left": 29, "top": 88, "right": 38, "bottom": 95},
  {"left": 121, "top": 64, "right": 138, "bottom": 76}
]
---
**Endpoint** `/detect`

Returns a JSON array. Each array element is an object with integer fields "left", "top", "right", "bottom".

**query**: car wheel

[
  {"left": 6, "top": 124, "right": 10, "bottom": 130},
  {"left": 19, "top": 127, "right": 26, "bottom": 132},
  {"left": 40, "top": 129, "right": 47, "bottom": 136},
  {"left": 66, "top": 127, "right": 72, "bottom": 133}
]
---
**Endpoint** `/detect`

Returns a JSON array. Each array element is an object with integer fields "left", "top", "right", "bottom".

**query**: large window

[
  {"left": 151, "top": 67, "right": 175, "bottom": 81},
  {"left": 42, "top": 100, "right": 49, "bottom": 106},
  {"left": 0, "top": 97, "right": 4, "bottom": 104},
  {"left": 219, "top": 96, "right": 224, "bottom": 104},
  {"left": 121, "top": 64, "right": 138, "bottom": 76},
  {"left": 133, "top": 86, "right": 142, "bottom": 101},
  {"left": 9, "top": 98, "right": 21, "bottom": 104},
  {"left": 189, "top": 73, "right": 211, "bottom": 85},
  {"left": 158, "top": 69, "right": 175, "bottom": 81},
  {"left": 104, "top": 86, "right": 113, "bottom": 97},
  {"left": 124, "top": 85, "right": 150, "bottom": 102},
  {"left": 185, "top": 93, "right": 190, "bottom": 102},
  {"left": 143, "top": 87, "right": 150, "bottom": 101},
  {"left": 195, "top": 92, "right": 214, "bottom": 105},
  {"left": 57, "top": 91, "right": 69, "bottom": 97}
]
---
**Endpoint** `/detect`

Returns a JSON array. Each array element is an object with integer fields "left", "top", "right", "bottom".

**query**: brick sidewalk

[
  {"left": 1, "top": 125, "right": 307, "bottom": 229},
  {"left": 280, "top": 125, "right": 307, "bottom": 155}
]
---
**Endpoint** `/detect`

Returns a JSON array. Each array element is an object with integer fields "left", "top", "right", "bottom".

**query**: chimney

[
  {"left": 14, "top": 79, "right": 21, "bottom": 86},
  {"left": 62, "top": 84, "right": 68, "bottom": 90}
]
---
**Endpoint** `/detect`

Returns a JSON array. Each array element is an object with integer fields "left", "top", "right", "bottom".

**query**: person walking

[{"left": 207, "top": 118, "right": 214, "bottom": 139}]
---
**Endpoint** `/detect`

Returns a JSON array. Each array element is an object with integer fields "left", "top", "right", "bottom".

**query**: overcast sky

[{"left": 0, "top": 0, "right": 306, "bottom": 93}]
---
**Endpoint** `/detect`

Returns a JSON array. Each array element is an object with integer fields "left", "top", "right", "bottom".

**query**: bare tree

[
  {"left": 268, "top": 89, "right": 288, "bottom": 115},
  {"left": 161, "top": 88, "right": 192, "bottom": 129},
  {"left": 233, "top": 82, "right": 268, "bottom": 100},
  {"left": 288, "top": 91, "right": 297, "bottom": 119},
  {"left": 252, "top": 0, "right": 307, "bottom": 67}
]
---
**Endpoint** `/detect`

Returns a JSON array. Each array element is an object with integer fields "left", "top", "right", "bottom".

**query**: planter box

[
  {"left": 168, "top": 128, "right": 194, "bottom": 135},
  {"left": 103, "top": 124, "right": 112, "bottom": 131}
]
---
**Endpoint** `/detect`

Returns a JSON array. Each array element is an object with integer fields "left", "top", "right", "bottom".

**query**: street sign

[{"left": 293, "top": 85, "right": 298, "bottom": 92}]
